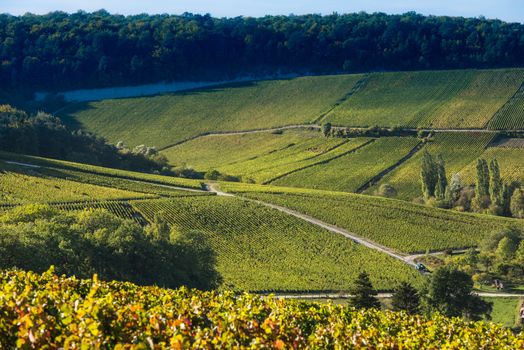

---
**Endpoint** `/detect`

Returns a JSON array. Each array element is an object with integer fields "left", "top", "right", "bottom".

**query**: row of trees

[
  {"left": 350, "top": 268, "right": 492, "bottom": 321},
  {"left": 419, "top": 151, "right": 523, "bottom": 218},
  {"left": 0, "top": 205, "right": 221, "bottom": 290},
  {"left": 0, "top": 105, "right": 169, "bottom": 173},
  {"left": 1, "top": 11, "right": 524, "bottom": 90}
]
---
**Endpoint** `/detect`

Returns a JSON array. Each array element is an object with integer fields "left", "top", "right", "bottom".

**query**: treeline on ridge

[{"left": 1, "top": 11, "right": 524, "bottom": 90}]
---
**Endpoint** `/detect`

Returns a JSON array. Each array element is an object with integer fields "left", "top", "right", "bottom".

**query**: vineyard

[
  {"left": 488, "top": 83, "right": 524, "bottom": 130},
  {"left": 131, "top": 196, "right": 421, "bottom": 291},
  {"left": 59, "top": 75, "right": 362, "bottom": 148},
  {"left": 219, "top": 182, "right": 524, "bottom": 253},
  {"left": 53, "top": 200, "right": 149, "bottom": 225},
  {"left": 324, "top": 69, "right": 524, "bottom": 128},
  {"left": 366, "top": 132, "right": 496, "bottom": 200},
  {"left": 0, "top": 151, "right": 205, "bottom": 190},
  {"left": 0, "top": 160, "right": 146, "bottom": 205},
  {"left": 459, "top": 147, "right": 524, "bottom": 186},
  {"left": 163, "top": 130, "right": 372, "bottom": 183},
  {"left": 1, "top": 269, "right": 522, "bottom": 349},
  {"left": 271, "top": 137, "right": 420, "bottom": 192}
]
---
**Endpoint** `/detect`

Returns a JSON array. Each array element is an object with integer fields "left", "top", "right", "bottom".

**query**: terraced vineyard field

[
  {"left": 488, "top": 83, "right": 524, "bottom": 130},
  {"left": 0, "top": 160, "right": 146, "bottom": 204},
  {"left": 271, "top": 137, "right": 420, "bottom": 192},
  {"left": 220, "top": 183, "right": 524, "bottom": 253},
  {"left": 166, "top": 130, "right": 373, "bottom": 183},
  {"left": 366, "top": 132, "right": 496, "bottom": 200},
  {"left": 324, "top": 69, "right": 524, "bottom": 128},
  {"left": 459, "top": 147, "right": 524, "bottom": 186},
  {"left": 132, "top": 196, "right": 422, "bottom": 291},
  {"left": 0, "top": 151, "right": 204, "bottom": 190},
  {"left": 59, "top": 75, "right": 362, "bottom": 148}
]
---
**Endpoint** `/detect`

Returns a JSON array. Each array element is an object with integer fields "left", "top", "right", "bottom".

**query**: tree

[
  {"left": 422, "top": 266, "right": 492, "bottom": 321},
  {"left": 510, "top": 188, "right": 524, "bottom": 219},
  {"left": 474, "top": 158, "right": 490, "bottom": 209},
  {"left": 496, "top": 236, "right": 518, "bottom": 261},
  {"left": 391, "top": 282, "right": 420, "bottom": 314},
  {"left": 349, "top": 272, "right": 380, "bottom": 309},
  {"left": 434, "top": 155, "right": 448, "bottom": 200},
  {"left": 322, "top": 122, "right": 332, "bottom": 137},
  {"left": 447, "top": 173, "right": 462, "bottom": 203},
  {"left": 420, "top": 150, "right": 437, "bottom": 199},
  {"left": 376, "top": 183, "right": 397, "bottom": 198},
  {"left": 489, "top": 159, "right": 503, "bottom": 207}
]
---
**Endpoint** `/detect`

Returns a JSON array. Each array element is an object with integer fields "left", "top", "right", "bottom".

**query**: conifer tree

[
  {"left": 349, "top": 272, "right": 380, "bottom": 309},
  {"left": 475, "top": 158, "right": 490, "bottom": 199},
  {"left": 489, "top": 159, "right": 503, "bottom": 207},
  {"left": 392, "top": 282, "right": 420, "bottom": 314},
  {"left": 420, "top": 150, "right": 437, "bottom": 199}
]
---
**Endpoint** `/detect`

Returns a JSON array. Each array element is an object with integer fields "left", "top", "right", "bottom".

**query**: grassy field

[
  {"left": 487, "top": 298, "right": 521, "bottom": 327},
  {"left": 59, "top": 75, "right": 362, "bottom": 148},
  {"left": 131, "top": 196, "right": 422, "bottom": 291},
  {"left": 219, "top": 182, "right": 524, "bottom": 253},
  {"left": 271, "top": 137, "right": 420, "bottom": 192},
  {"left": 459, "top": 147, "right": 524, "bottom": 186},
  {"left": 324, "top": 69, "right": 524, "bottom": 128},
  {"left": 365, "top": 132, "right": 496, "bottom": 200},
  {"left": 0, "top": 160, "right": 147, "bottom": 204},
  {"left": 488, "top": 83, "right": 524, "bottom": 130}
]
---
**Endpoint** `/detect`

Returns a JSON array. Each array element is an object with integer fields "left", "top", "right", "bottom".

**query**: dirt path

[
  {"left": 159, "top": 125, "right": 523, "bottom": 151},
  {"left": 205, "top": 183, "right": 416, "bottom": 267},
  {"left": 267, "top": 291, "right": 524, "bottom": 299}
]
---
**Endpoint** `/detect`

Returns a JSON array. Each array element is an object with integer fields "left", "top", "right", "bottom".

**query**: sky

[{"left": 2, "top": 0, "right": 524, "bottom": 23}]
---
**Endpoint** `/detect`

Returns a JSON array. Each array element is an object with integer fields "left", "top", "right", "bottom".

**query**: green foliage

[
  {"left": 376, "top": 183, "right": 397, "bottom": 198},
  {"left": 368, "top": 132, "right": 496, "bottom": 201},
  {"left": 420, "top": 150, "right": 438, "bottom": 199},
  {"left": 221, "top": 183, "right": 524, "bottom": 253},
  {"left": 475, "top": 158, "right": 490, "bottom": 208},
  {"left": 422, "top": 266, "right": 493, "bottom": 321},
  {"left": 1, "top": 269, "right": 522, "bottom": 348},
  {"left": 322, "top": 122, "right": 332, "bottom": 137},
  {"left": 131, "top": 196, "right": 422, "bottom": 291},
  {"left": 489, "top": 159, "right": 504, "bottom": 207},
  {"left": 511, "top": 188, "right": 524, "bottom": 218},
  {"left": 0, "top": 205, "right": 221, "bottom": 290},
  {"left": 391, "top": 282, "right": 420, "bottom": 314},
  {"left": 349, "top": 272, "right": 380, "bottom": 309}
]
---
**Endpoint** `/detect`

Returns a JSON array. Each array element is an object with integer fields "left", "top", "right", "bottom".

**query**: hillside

[{"left": 58, "top": 75, "right": 362, "bottom": 148}]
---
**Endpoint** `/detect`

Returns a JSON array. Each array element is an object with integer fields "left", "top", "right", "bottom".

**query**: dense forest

[{"left": 1, "top": 10, "right": 524, "bottom": 90}]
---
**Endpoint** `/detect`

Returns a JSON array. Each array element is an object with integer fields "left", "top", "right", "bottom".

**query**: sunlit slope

[
  {"left": 59, "top": 75, "right": 362, "bottom": 148},
  {"left": 271, "top": 137, "right": 420, "bottom": 192},
  {"left": 365, "top": 133, "right": 496, "bottom": 200},
  {"left": 220, "top": 182, "right": 524, "bottom": 253},
  {"left": 132, "top": 196, "right": 421, "bottom": 291},
  {"left": 163, "top": 129, "right": 371, "bottom": 183},
  {"left": 325, "top": 69, "right": 524, "bottom": 128}
]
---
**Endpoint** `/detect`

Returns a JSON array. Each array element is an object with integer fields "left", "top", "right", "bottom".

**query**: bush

[{"left": 376, "top": 184, "right": 397, "bottom": 198}]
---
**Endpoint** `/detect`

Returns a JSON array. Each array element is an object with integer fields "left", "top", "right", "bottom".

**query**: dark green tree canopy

[
  {"left": 422, "top": 266, "right": 492, "bottom": 321},
  {"left": 349, "top": 271, "right": 380, "bottom": 309},
  {"left": 391, "top": 281, "right": 420, "bottom": 314},
  {"left": 1, "top": 11, "right": 523, "bottom": 90}
]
